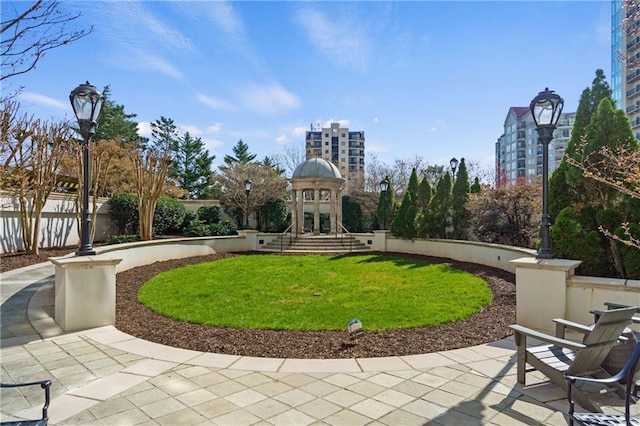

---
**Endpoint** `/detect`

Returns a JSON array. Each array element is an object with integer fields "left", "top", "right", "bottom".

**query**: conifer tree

[
  {"left": 425, "top": 173, "right": 452, "bottom": 238},
  {"left": 549, "top": 69, "right": 613, "bottom": 219},
  {"left": 451, "top": 158, "right": 471, "bottom": 239},
  {"left": 415, "top": 176, "right": 432, "bottom": 238}
]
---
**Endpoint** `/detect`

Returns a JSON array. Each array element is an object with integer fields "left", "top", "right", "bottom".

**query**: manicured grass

[{"left": 138, "top": 254, "right": 492, "bottom": 331}]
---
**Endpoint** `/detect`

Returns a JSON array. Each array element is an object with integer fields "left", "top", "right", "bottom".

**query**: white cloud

[
  {"left": 291, "top": 126, "right": 308, "bottom": 137},
  {"left": 95, "top": 2, "right": 196, "bottom": 55},
  {"left": 196, "top": 93, "right": 237, "bottom": 111},
  {"left": 137, "top": 122, "right": 152, "bottom": 138},
  {"left": 276, "top": 134, "right": 289, "bottom": 145},
  {"left": 19, "top": 92, "right": 67, "bottom": 110},
  {"left": 321, "top": 119, "right": 350, "bottom": 128},
  {"left": 373, "top": 118, "right": 379, "bottom": 123},
  {"left": 294, "top": 6, "right": 371, "bottom": 70},
  {"left": 208, "top": 122, "right": 223, "bottom": 133},
  {"left": 180, "top": 125, "right": 203, "bottom": 136},
  {"left": 237, "top": 83, "right": 300, "bottom": 115},
  {"left": 110, "top": 49, "right": 183, "bottom": 79}
]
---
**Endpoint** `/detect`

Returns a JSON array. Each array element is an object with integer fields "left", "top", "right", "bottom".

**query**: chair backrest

[{"left": 567, "top": 306, "right": 637, "bottom": 375}]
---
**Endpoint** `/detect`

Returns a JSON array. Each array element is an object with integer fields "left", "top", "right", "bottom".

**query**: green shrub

[
  {"left": 108, "top": 193, "right": 138, "bottom": 234},
  {"left": 153, "top": 197, "right": 187, "bottom": 235},
  {"left": 342, "top": 195, "right": 363, "bottom": 232},
  {"left": 184, "top": 219, "right": 210, "bottom": 237},
  {"left": 106, "top": 234, "right": 140, "bottom": 245},
  {"left": 209, "top": 220, "right": 235, "bottom": 236},
  {"left": 180, "top": 212, "right": 197, "bottom": 231},
  {"left": 197, "top": 205, "right": 220, "bottom": 224}
]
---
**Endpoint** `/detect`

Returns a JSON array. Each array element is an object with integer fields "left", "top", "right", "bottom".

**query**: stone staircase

[{"left": 260, "top": 234, "right": 371, "bottom": 253}]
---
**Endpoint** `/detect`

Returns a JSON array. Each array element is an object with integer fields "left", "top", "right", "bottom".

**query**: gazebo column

[
  {"left": 298, "top": 189, "right": 305, "bottom": 233},
  {"left": 337, "top": 189, "right": 343, "bottom": 234},
  {"left": 313, "top": 188, "right": 320, "bottom": 234},
  {"left": 330, "top": 189, "right": 336, "bottom": 234},
  {"left": 291, "top": 190, "right": 298, "bottom": 236}
]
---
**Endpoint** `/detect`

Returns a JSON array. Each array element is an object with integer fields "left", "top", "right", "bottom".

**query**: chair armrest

[
  {"left": 553, "top": 318, "right": 592, "bottom": 338},
  {"left": 564, "top": 372, "right": 621, "bottom": 386},
  {"left": 510, "top": 324, "right": 587, "bottom": 350},
  {"left": 1, "top": 380, "right": 51, "bottom": 422},
  {"left": 0, "top": 380, "right": 51, "bottom": 389}
]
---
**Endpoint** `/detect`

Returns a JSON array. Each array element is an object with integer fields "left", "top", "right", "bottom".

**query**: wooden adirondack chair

[
  {"left": 510, "top": 306, "right": 638, "bottom": 413},
  {"left": 566, "top": 341, "right": 640, "bottom": 425}
]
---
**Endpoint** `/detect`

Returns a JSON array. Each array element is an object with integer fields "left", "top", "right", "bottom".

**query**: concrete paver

[{"left": 1, "top": 262, "right": 634, "bottom": 425}]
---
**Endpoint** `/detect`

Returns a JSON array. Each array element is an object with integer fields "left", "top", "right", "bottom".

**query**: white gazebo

[{"left": 290, "top": 158, "right": 345, "bottom": 235}]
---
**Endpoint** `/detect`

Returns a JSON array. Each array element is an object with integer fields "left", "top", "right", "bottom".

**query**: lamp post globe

[
  {"left": 379, "top": 178, "right": 389, "bottom": 230},
  {"left": 530, "top": 88, "right": 563, "bottom": 260},
  {"left": 450, "top": 157, "right": 458, "bottom": 180},
  {"left": 70, "top": 82, "right": 103, "bottom": 256},
  {"left": 244, "top": 179, "right": 253, "bottom": 229}
]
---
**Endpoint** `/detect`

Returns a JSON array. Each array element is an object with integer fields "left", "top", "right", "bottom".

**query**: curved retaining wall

[{"left": 91, "top": 232, "right": 535, "bottom": 274}]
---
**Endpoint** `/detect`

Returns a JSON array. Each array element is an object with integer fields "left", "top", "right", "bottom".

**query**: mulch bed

[{"left": 115, "top": 252, "right": 516, "bottom": 359}]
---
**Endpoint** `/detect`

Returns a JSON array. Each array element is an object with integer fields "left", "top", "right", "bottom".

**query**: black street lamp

[
  {"left": 70, "top": 82, "right": 103, "bottom": 256},
  {"left": 530, "top": 87, "right": 563, "bottom": 260},
  {"left": 379, "top": 178, "right": 389, "bottom": 230},
  {"left": 450, "top": 157, "right": 459, "bottom": 180},
  {"left": 244, "top": 179, "right": 252, "bottom": 229}
]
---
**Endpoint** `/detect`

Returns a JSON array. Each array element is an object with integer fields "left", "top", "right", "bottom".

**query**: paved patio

[{"left": 0, "top": 262, "right": 634, "bottom": 425}]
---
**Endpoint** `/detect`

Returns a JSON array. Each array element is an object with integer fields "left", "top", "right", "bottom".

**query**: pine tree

[
  {"left": 415, "top": 176, "right": 432, "bottom": 238},
  {"left": 169, "top": 132, "right": 215, "bottom": 199},
  {"left": 470, "top": 177, "right": 482, "bottom": 193},
  {"left": 425, "top": 173, "right": 452, "bottom": 238},
  {"left": 549, "top": 69, "right": 613, "bottom": 219},
  {"left": 376, "top": 176, "right": 394, "bottom": 230},
  {"left": 390, "top": 191, "right": 416, "bottom": 239},
  {"left": 451, "top": 158, "right": 471, "bottom": 240},
  {"left": 224, "top": 139, "right": 257, "bottom": 164}
]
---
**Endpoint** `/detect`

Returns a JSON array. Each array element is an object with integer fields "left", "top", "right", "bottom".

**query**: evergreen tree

[
  {"left": 407, "top": 168, "right": 419, "bottom": 204},
  {"left": 450, "top": 158, "right": 471, "bottom": 239},
  {"left": 169, "top": 132, "right": 215, "bottom": 199},
  {"left": 391, "top": 191, "right": 416, "bottom": 239},
  {"left": 549, "top": 69, "right": 613, "bottom": 219},
  {"left": 470, "top": 177, "right": 482, "bottom": 193},
  {"left": 224, "top": 139, "right": 257, "bottom": 164},
  {"left": 415, "top": 176, "right": 432, "bottom": 238},
  {"left": 425, "top": 173, "right": 452, "bottom": 238},
  {"left": 94, "top": 86, "right": 140, "bottom": 145},
  {"left": 376, "top": 176, "right": 394, "bottom": 230}
]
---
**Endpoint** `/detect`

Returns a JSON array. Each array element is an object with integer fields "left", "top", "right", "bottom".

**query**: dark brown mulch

[
  {"left": 115, "top": 252, "right": 516, "bottom": 359},
  {"left": 0, "top": 246, "right": 77, "bottom": 273}
]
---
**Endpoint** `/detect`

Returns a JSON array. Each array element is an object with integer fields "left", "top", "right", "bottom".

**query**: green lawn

[{"left": 138, "top": 254, "right": 492, "bottom": 331}]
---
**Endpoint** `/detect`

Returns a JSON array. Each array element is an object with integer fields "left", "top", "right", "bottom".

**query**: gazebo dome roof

[{"left": 291, "top": 158, "right": 342, "bottom": 179}]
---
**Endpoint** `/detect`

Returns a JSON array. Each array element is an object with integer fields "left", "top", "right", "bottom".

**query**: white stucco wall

[{"left": 0, "top": 192, "right": 114, "bottom": 254}]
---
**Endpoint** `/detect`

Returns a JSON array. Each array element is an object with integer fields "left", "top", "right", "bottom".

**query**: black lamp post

[
  {"left": 70, "top": 82, "right": 103, "bottom": 256},
  {"left": 450, "top": 157, "right": 459, "bottom": 181},
  {"left": 530, "top": 87, "right": 563, "bottom": 260},
  {"left": 244, "top": 179, "right": 252, "bottom": 229},
  {"left": 379, "top": 178, "right": 389, "bottom": 230}
]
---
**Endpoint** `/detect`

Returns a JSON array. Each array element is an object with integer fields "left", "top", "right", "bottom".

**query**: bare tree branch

[{"left": 1, "top": 0, "right": 93, "bottom": 84}]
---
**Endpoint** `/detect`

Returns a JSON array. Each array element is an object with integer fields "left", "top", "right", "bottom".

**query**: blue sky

[{"left": 7, "top": 1, "right": 611, "bottom": 172}]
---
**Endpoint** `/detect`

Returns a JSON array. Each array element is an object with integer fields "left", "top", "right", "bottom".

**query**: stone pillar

[
  {"left": 51, "top": 257, "right": 122, "bottom": 332},
  {"left": 337, "top": 189, "right": 343, "bottom": 234},
  {"left": 510, "top": 257, "right": 582, "bottom": 334},
  {"left": 373, "top": 230, "right": 388, "bottom": 251},
  {"left": 238, "top": 230, "right": 259, "bottom": 251},
  {"left": 291, "top": 190, "right": 298, "bottom": 236},
  {"left": 298, "top": 189, "right": 305, "bottom": 233},
  {"left": 330, "top": 189, "right": 336, "bottom": 234},
  {"left": 313, "top": 188, "right": 320, "bottom": 234}
]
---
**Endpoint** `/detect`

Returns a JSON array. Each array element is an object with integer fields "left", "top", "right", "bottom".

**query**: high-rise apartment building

[
  {"left": 495, "top": 107, "right": 575, "bottom": 187},
  {"left": 305, "top": 122, "right": 365, "bottom": 193},
  {"left": 612, "top": 0, "right": 640, "bottom": 137}
]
